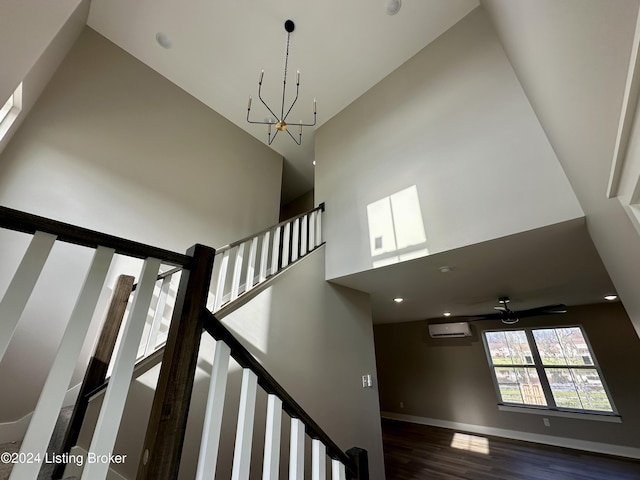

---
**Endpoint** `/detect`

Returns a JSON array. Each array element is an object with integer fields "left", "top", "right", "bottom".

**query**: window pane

[
  {"left": 0, "top": 93, "right": 13, "bottom": 124},
  {"left": 485, "top": 330, "right": 533, "bottom": 365},
  {"left": 494, "top": 367, "right": 547, "bottom": 406},
  {"left": 533, "top": 327, "right": 593, "bottom": 366},
  {"left": 545, "top": 368, "right": 613, "bottom": 412}
]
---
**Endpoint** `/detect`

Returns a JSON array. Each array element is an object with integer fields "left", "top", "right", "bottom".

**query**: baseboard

[
  {"left": 0, "top": 383, "right": 81, "bottom": 444},
  {"left": 381, "top": 411, "right": 640, "bottom": 460}
]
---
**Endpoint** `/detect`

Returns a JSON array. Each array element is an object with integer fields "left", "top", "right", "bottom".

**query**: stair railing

[
  {"left": 133, "top": 203, "right": 325, "bottom": 362},
  {"left": 0, "top": 206, "right": 190, "bottom": 480},
  {"left": 1, "top": 204, "right": 368, "bottom": 480}
]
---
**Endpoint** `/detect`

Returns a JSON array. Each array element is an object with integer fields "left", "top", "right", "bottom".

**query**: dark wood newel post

[
  {"left": 346, "top": 447, "right": 369, "bottom": 480},
  {"left": 137, "top": 243, "right": 216, "bottom": 480}
]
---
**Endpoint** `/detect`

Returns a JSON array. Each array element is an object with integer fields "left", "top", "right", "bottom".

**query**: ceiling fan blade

[
  {"left": 458, "top": 312, "right": 505, "bottom": 321},
  {"left": 514, "top": 304, "right": 567, "bottom": 318}
]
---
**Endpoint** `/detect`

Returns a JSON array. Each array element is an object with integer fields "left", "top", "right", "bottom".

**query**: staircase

[{"left": 0, "top": 205, "right": 368, "bottom": 480}]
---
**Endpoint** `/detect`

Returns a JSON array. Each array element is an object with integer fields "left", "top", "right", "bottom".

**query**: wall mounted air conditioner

[{"left": 428, "top": 322, "right": 472, "bottom": 338}]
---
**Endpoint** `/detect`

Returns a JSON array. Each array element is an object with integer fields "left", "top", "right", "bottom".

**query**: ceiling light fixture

[
  {"left": 386, "top": 0, "right": 402, "bottom": 15},
  {"left": 604, "top": 294, "right": 618, "bottom": 301},
  {"left": 393, "top": 297, "right": 404, "bottom": 303},
  {"left": 155, "top": 32, "right": 172, "bottom": 49},
  {"left": 443, "top": 312, "right": 451, "bottom": 317},
  {"left": 247, "top": 20, "right": 316, "bottom": 145}
]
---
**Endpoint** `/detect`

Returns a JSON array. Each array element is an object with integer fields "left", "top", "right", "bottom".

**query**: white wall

[
  {"left": 315, "top": 7, "right": 583, "bottom": 281},
  {"left": 0, "top": 0, "right": 88, "bottom": 153},
  {"left": 480, "top": 0, "right": 640, "bottom": 339},
  {"left": 78, "top": 248, "right": 385, "bottom": 480},
  {"left": 0, "top": 28, "right": 282, "bottom": 426},
  {"left": 0, "top": 0, "right": 82, "bottom": 103}
]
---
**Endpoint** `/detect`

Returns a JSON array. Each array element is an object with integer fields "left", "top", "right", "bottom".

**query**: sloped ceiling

[
  {"left": 86, "top": 0, "right": 479, "bottom": 202},
  {"left": 83, "top": 0, "right": 640, "bottom": 327}
]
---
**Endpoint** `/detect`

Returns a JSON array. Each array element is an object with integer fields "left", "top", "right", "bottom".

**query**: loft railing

[
  {"left": 128, "top": 203, "right": 325, "bottom": 364},
  {"left": 0, "top": 204, "right": 367, "bottom": 480}
]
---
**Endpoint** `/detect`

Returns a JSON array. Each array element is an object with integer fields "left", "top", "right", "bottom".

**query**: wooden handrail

[
  {"left": 0, "top": 206, "right": 190, "bottom": 267},
  {"left": 215, "top": 203, "right": 324, "bottom": 255},
  {"left": 202, "top": 309, "right": 358, "bottom": 478}
]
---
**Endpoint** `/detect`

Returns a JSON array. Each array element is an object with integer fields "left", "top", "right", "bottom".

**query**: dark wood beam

[{"left": 0, "top": 206, "right": 190, "bottom": 267}]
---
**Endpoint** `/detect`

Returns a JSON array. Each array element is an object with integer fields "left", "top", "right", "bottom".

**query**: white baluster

[
  {"left": 312, "top": 439, "right": 326, "bottom": 480},
  {"left": 10, "top": 246, "right": 114, "bottom": 480},
  {"left": 271, "top": 226, "right": 281, "bottom": 276},
  {"left": 259, "top": 231, "right": 271, "bottom": 283},
  {"left": 196, "top": 341, "right": 231, "bottom": 480},
  {"left": 300, "top": 215, "right": 308, "bottom": 257},
  {"left": 81, "top": 257, "right": 161, "bottom": 480},
  {"left": 0, "top": 231, "right": 56, "bottom": 362},
  {"left": 281, "top": 222, "right": 291, "bottom": 269},
  {"left": 331, "top": 460, "right": 346, "bottom": 480},
  {"left": 230, "top": 243, "right": 245, "bottom": 301},
  {"left": 231, "top": 369, "right": 258, "bottom": 480},
  {"left": 289, "top": 418, "right": 305, "bottom": 480},
  {"left": 308, "top": 211, "right": 316, "bottom": 251},
  {"left": 291, "top": 218, "right": 300, "bottom": 262},
  {"left": 213, "top": 250, "right": 230, "bottom": 311},
  {"left": 143, "top": 275, "right": 172, "bottom": 356},
  {"left": 262, "top": 394, "right": 283, "bottom": 480},
  {"left": 245, "top": 236, "right": 258, "bottom": 293}
]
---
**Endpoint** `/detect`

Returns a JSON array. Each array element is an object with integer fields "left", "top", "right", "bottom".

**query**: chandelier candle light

[{"left": 247, "top": 20, "right": 316, "bottom": 145}]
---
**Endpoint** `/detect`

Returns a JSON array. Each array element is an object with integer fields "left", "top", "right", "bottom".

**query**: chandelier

[{"left": 247, "top": 20, "right": 316, "bottom": 145}]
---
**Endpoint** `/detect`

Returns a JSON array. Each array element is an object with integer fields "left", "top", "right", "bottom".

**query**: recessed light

[
  {"left": 313, "top": 160, "right": 316, "bottom": 166},
  {"left": 604, "top": 294, "right": 618, "bottom": 301},
  {"left": 443, "top": 312, "right": 451, "bottom": 317},
  {"left": 386, "top": 0, "right": 402, "bottom": 15},
  {"left": 393, "top": 297, "right": 404, "bottom": 303},
  {"left": 155, "top": 32, "right": 172, "bottom": 49},
  {"left": 439, "top": 266, "right": 452, "bottom": 273}
]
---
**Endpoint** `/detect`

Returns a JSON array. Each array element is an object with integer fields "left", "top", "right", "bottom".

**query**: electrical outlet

[{"left": 543, "top": 418, "right": 550, "bottom": 427}]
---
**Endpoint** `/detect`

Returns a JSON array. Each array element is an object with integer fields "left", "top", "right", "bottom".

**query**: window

[
  {"left": 483, "top": 326, "right": 616, "bottom": 415},
  {"left": 0, "top": 83, "right": 23, "bottom": 141}
]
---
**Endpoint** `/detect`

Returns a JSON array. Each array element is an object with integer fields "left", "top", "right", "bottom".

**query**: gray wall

[
  {"left": 374, "top": 302, "right": 640, "bottom": 454},
  {"left": 0, "top": 27, "right": 282, "bottom": 427},
  {"left": 315, "top": 7, "right": 583, "bottom": 281}
]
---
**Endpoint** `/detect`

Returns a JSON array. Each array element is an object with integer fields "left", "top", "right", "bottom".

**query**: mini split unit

[{"left": 428, "top": 322, "right": 472, "bottom": 338}]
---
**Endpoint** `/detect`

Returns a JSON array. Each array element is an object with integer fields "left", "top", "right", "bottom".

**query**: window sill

[{"left": 498, "top": 405, "right": 622, "bottom": 423}]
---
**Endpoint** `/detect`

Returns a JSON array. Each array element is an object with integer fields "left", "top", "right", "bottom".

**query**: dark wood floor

[{"left": 381, "top": 418, "right": 640, "bottom": 480}]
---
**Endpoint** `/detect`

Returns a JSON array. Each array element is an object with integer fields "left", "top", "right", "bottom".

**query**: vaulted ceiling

[
  {"left": 84, "top": 0, "right": 640, "bottom": 326},
  {"left": 86, "top": 0, "right": 479, "bottom": 202}
]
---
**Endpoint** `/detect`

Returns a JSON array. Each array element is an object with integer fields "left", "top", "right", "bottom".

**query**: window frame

[
  {"left": 0, "top": 83, "right": 23, "bottom": 142},
  {"left": 482, "top": 325, "right": 619, "bottom": 418}
]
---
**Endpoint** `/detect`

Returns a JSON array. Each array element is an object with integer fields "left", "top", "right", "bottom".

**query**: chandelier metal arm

[
  {"left": 257, "top": 78, "right": 280, "bottom": 123},
  {"left": 268, "top": 129, "right": 279, "bottom": 145},
  {"left": 285, "top": 127, "right": 301, "bottom": 145},
  {"left": 282, "top": 81, "right": 300, "bottom": 123}
]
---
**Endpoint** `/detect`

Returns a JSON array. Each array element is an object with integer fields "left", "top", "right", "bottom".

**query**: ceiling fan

[{"left": 459, "top": 296, "right": 567, "bottom": 325}]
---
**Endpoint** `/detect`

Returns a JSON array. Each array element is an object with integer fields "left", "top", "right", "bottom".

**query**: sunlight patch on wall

[
  {"left": 451, "top": 432, "right": 490, "bottom": 454},
  {"left": 367, "top": 185, "right": 428, "bottom": 268}
]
